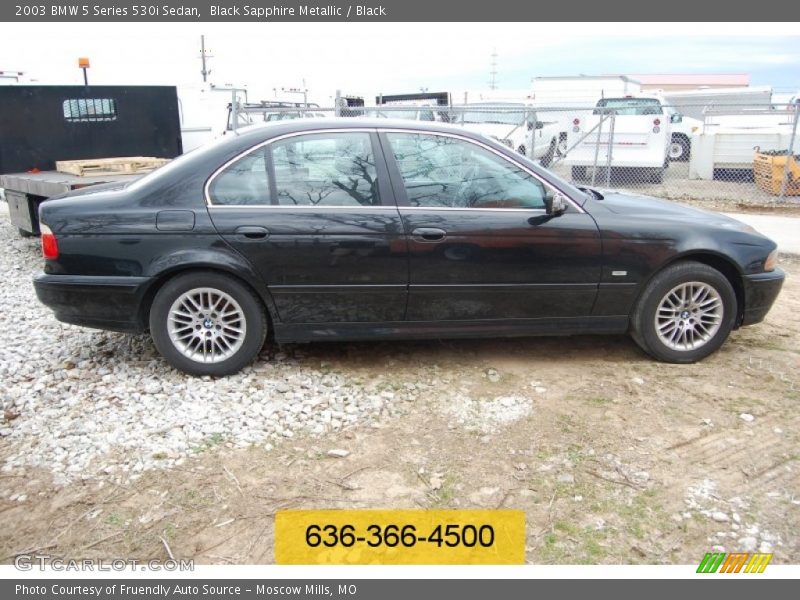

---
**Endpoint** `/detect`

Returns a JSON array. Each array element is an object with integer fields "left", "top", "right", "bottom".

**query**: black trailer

[{"left": 0, "top": 85, "right": 182, "bottom": 235}]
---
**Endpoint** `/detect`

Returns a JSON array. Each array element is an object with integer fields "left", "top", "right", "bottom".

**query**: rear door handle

[
  {"left": 234, "top": 225, "right": 269, "bottom": 239},
  {"left": 411, "top": 227, "right": 447, "bottom": 242}
]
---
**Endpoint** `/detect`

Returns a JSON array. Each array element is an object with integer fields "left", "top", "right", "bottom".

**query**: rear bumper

[
  {"left": 33, "top": 273, "right": 151, "bottom": 333},
  {"left": 740, "top": 268, "right": 785, "bottom": 326}
]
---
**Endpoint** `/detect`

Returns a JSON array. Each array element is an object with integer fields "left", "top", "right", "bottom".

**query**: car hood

[{"left": 591, "top": 189, "right": 755, "bottom": 230}]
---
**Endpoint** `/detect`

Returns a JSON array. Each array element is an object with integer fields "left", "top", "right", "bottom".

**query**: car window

[
  {"left": 386, "top": 132, "right": 547, "bottom": 209},
  {"left": 271, "top": 132, "right": 380, "bottom": 206},
  {"left": 208, "top": 146, "right": 271, "bottom": 206}
]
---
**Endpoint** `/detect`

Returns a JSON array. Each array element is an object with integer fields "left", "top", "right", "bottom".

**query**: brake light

[
  {"left": 653, "top": 118, "right": 661, "bottom": 126},
  {"left": 573, "top": 118, "right": 580, "bottom": 125},
  {"left": 40, "top": 224, "right": 59, "bottom": 260}
]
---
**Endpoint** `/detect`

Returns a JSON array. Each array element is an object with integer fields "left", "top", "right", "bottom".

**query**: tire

[
  {"left": 571, "top": 166, "right": 587, "bottom": 180},
  {"left": 539, "top": 139, "right": 557, "bottom": 168},
  {"left": 668, "top": 135, "right": 690, "bottom": 162},
  {"left": 517, "top": 145, "right": 527, "bottom": 158},
  {"left": 630, "top": 261, "right": 737, "bottom": 364},
  {"left": 149, "top": 271, "right": 268, "bottom": 376}
]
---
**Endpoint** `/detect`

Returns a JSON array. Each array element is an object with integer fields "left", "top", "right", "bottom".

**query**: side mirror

[
  {"left": 670, "top": 113, "right": 683, "bottom": 124},
  {"left": 544, "top": 191, "right": 568, "bottom": 216}
]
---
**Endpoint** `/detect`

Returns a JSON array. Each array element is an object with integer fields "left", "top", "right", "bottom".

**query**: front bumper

[
  {"left": 740, "top": 268, "right": 785, "bottom": 326},
  {"left": 33, "top": 274, "right": 151, "bottom": 333}
]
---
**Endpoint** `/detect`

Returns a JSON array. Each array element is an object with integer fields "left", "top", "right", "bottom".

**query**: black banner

[
  {"left": 4, "top": 579, "right": 800, "bottom": 600},
  {"left": 3, "top": 0, "right": 799, "bottom": 22}
]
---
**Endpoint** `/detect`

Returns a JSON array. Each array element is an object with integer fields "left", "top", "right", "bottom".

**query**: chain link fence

[{"left": 225, "top": 95, "right": 800, "bottom": 207}]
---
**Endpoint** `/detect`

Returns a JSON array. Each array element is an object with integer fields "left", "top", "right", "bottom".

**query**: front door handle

[
  {"left": 411, "top": 227, "right": 447, "bottom": 242},
  {"left": 234, "top": 225, "right": 269, "bottom": 239}
]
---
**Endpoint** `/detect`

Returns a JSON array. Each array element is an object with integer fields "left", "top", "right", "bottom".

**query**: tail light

[
  {"left": 40, "top": 224, "right": 59, "bottom": 260},
  {"left": 572, "top": 118, "right": 580, "bottom": 132},
  {"left": 653, "top": 118, "right": 661, "bottom": 126}
]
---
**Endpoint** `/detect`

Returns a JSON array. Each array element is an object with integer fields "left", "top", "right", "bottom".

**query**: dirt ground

[{"left": 2, "top": 258, "right": 798, "bottom": 566}]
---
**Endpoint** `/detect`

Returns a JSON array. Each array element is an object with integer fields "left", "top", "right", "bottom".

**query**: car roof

[{"left": 232, "top": 117, "right": 488, "bottom": 145}]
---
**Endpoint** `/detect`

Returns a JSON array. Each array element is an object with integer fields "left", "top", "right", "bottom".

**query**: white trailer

[{"left": 689, "top": 107, "right": 797, "bottom": 180}]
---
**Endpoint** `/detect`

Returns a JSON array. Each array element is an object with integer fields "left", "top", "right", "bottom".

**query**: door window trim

[
  {"left": 204, "top": 127, "right": 585, "bottom": 213},
  {"left": 204, "top": 129, "right": 391, "bottom": 209}
]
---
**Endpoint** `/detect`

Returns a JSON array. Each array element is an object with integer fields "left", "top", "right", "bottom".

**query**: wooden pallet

[{"left": 55, "top": 156, "right": 171, "bottom": 177}]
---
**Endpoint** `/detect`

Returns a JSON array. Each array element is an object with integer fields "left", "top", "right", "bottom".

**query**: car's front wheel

[
  {"left": 630, "top": 261, "right": 737, "bottom": 363},
  {"left": 149, "top": 271, "right": 268, "bottom": 376}
]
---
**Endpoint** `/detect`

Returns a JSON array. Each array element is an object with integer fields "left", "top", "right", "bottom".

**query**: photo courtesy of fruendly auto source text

[{"left": 0, "top": 1, "right": 799, "bottom": 597}]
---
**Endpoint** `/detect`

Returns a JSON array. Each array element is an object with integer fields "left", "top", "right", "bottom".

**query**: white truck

[
  {"left": 454, "top": 102, "right": 562, "bottom": 165},
  {"left": 564, "top": 95, "right": 676, "bottom": 183}
]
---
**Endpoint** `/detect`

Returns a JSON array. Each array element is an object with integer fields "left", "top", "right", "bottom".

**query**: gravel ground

[{"left": 0, "top": 214, "right": 424, "bottom": 485}]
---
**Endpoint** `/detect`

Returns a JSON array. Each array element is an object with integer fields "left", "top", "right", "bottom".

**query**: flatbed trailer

[
  {"left": 1, "top": 171, "right": 139, "bottom": 235},
  {"left": 0, "top": 84, "right": 182, "bottom": 236}
]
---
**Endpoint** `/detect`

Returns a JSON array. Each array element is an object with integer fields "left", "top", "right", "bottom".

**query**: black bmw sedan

[{"left": 33, "top": 119, "right": 784, "bottom": 376}]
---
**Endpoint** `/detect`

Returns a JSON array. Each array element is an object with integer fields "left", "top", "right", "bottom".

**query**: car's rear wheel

[
  {"left": 149, "top": 271, "right": 267, "bottom": 376},
  {"left": 630, "top": 261, "right": 737, "bottom": 363}
]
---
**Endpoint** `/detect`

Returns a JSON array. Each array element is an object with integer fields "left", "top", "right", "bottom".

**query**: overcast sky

[{"left": 2, "top": 23, "right": 798, "bottom": 104}]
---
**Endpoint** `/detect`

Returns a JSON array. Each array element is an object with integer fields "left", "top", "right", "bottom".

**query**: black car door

[
  {"left": 379, "top": 130, "right": 602, "bottom": 322},
  {"left": 206, "top": 130, "right": 408, "bottom": 324}
]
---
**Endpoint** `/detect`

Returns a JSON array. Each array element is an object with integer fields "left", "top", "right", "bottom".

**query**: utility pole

[
  {"left": 489, "top": 48, "right": 498, "bottom": 91},
  {"left": 199, "top": 35, "right": 213, "bottom": 83}
]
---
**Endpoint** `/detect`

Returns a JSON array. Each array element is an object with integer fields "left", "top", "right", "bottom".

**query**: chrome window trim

[
  {"left": 204, "top": 126, "right": 585, "bottom": 214},
  {"left": 204, "top": 128, "right": 382, "bottom": 209}
]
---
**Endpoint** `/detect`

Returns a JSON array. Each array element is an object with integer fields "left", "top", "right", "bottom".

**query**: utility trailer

[{"left": 0, "top": 85, "right": 182, "bottom": 236}]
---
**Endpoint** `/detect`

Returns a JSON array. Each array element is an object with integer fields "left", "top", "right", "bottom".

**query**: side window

[
  {"left": 271, "top": 132, "right": 380, "bottom": 206},
  {"left": 385, "top": 133, "right": 547, "bottom": 209},
  {"left": 209, "top": 146, "right": 270, "bottom": 206}
]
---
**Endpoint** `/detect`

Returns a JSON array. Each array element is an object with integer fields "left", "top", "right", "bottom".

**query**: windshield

[
  {"left": 594, "top": 98, "right": 663, "bottom": 116},
  {"left": 460, "top": 108, "right": 526, "bottom": 126}
]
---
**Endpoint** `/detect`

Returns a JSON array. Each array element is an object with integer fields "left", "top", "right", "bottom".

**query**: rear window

[
  {"left": 594, "top": 98, "right": 663, "bottom": 116},
  {"left": 63, "top": 98, "right": 118, "bottom": 122}
]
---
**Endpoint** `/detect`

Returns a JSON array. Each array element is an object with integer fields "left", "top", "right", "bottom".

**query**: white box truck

[{"left": 564, "top": 95, "right": 675, "bottom": 183}]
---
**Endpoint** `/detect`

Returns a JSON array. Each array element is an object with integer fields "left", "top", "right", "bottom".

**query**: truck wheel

[
  {"left": 571, "top": 166, "right": 587, "bottom": 181},
  {"left": 149, "top": 271, "right": 268, "bottom": 376},
  {"left": 630, "top": 261, "right": 736, "bottom": 363},
  {"left": 668, "top": 135, "right": 691, "bottom": 162}
]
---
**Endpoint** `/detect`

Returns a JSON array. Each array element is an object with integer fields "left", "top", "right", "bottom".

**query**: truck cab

[{"left": 454, "top": 102, "right": 561, "bottom": 165}]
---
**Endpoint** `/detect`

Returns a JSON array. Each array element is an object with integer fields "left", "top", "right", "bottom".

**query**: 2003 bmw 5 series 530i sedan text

[{"left": 33, "top": 119, "right": 785, "bottom": 376}]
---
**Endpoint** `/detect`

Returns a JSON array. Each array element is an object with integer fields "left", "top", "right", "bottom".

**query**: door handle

[
  {"left": 234, "top": 225, "right": 269, "bottom": 239},
  {"left": 411, "top": 227, "right": 447, "bottom": 242}
]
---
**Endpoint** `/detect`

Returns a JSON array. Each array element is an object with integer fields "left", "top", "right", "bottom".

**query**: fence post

[
  {"left": 334, "top": 89, "right": 342, "bottom": 118},
  {"left": 779, "top": 102, "right": 799, "bottom": 202},
  {"left": 606, "top": 112, "right": 616, "bottom": 188},
  {"left": 528, "top": 109, "right": 537, "bottom": 160},
  {"left": 591, "top": 110, "right": 605, "bottom": 186}
]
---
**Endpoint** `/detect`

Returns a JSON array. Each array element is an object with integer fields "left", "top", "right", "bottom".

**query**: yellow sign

[{"left": 275, "top": 509, "right": 525, "bottom": 565}]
